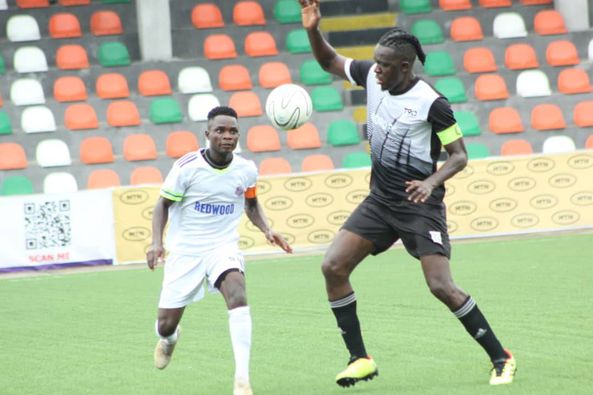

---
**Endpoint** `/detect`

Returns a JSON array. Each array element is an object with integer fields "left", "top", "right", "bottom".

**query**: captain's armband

[{"left": 437, "top": 123, "right": 463, "bottom": 145}]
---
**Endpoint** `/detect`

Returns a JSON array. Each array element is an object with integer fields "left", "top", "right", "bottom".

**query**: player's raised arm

[
  {"left": 146, "top": 196, "right": 174, "bottom": 270},
  {"left": 244, "top": 193, "right": 292, "bottom": 254}
]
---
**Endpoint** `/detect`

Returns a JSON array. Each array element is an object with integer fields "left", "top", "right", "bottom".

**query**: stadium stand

[
  {"left": 21, "top": 106, "right": 56, "bottom": 133},
  {"left": 43, "top": 172, "right": 78, "bottom": 194},
  {"left": 258, "top": 157, "right": 292, "bottom": 175},
  {"left": 166, "top": 131, "right": 199, "bottom": 158},
  {"left": 130, "top": 166, "right": 163, "bottom": 185},
  {"left": 87, "top": 169, "right": 121, "bottom": 189},
  {"left": 96, "top": 73, "right": 130, "bottom": 99},
  {"left": 259, "top": 62, "right": 292, "bottom": 88},
  {"left": 301, "top": 154, "right": 335, "bottom": 172},
  {"left": 54, "top": 76, "right": 88, "bottom": 102}
]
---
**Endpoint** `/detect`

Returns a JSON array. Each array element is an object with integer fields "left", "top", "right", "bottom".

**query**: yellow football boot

[{"left": 335, "top": 357, "right": 378, "bottom": 387}]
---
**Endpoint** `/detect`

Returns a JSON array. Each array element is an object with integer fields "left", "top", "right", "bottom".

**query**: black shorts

[{"left": 342, "top": 195, "right": 451, "bottom": 259}]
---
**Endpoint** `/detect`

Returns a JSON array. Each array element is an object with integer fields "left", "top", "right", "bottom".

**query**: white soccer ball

[{"left": 265, "top": 83, "right": 312, "bottom": 131}]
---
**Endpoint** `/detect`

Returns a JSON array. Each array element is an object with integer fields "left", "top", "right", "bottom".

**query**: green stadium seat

[
  {"left": 0, "top": 54, "right": 5, "bottom": 75},
  {"left": 286, "top": 29, "right": 312, "bottom": 53},
  {"left": 424, "top": 51, "right": 456, "bottom": 76},
  {"left": 454, "top": 111, "right": 481, "bottom": 136},
  {"left": 149, "top": 97, "right": 183, "bottom": 124},
  {"left": 300, "top": 59, "right": 332, "bottom": 85},
  {"left": 327, "top": 119, "right": 360, "bottom": 146},
  {"left": 311, "top": 86, "right": 343, "bottom": 112},
  {"left": 400, "top": 0, "right": 432, "bottom": 14},
  {"left": 412, "top": 19, "right": 444, "bottom": 45},
  {"left": 98, "top": 42, "right": 130, "bottom": 67},
  {"left": 274, "top": 0, "right": 301, "bottom": 24},
  {"left": 342, "top": 151, "right": 372, "bottom": 168},
  {"left": 0, "top": 111, "right": 12, "bottom": 135},
  {"left": 435, "top": 77, "right": 467, "bottom": 103},
  {"left": 1, "top": 175, "right": 34, "bottom": 196},
  {"left": 466, "top": 143, "right": 490, "bottom": 159}
]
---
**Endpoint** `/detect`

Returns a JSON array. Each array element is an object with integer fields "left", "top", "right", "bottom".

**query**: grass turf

[{"left": 1, "top": 232, "right": 592, "bottom": 395}]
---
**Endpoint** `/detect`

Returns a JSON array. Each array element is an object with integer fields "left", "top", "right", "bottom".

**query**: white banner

[{"left": 0, "top": 189, "right": 116, "bottom": 272}]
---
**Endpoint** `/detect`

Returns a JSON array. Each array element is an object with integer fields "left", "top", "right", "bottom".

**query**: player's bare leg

[{"left": 154, "top": 307, "right": 184, "bottom": 369}]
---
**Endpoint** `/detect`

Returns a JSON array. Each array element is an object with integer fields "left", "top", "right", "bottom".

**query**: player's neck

[
  {"left": 202, "top": 149, "right": 233, "bottom": 169},
  {"left": 389, "top": 75, "right": 418, "bottom": 95}
]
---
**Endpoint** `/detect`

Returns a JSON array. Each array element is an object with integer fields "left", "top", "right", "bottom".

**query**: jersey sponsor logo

[
  {"left": 429, "top": 231, "right": 442, "bottom": 245},
  {"left": 193, "top": 201, "right": 235, "bottom": 215},
  {"left": 403, "top": 107, "right": 417, "bottom": 117},
  {"left": 235, "top": 186, "right": 245, "bottom": 196}
]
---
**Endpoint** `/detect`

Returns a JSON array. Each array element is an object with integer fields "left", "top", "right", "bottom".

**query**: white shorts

[{"left": 158, "top": 246, "right": 245, "bottom": 309}]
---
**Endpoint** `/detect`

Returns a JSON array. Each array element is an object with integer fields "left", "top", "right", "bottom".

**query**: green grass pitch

[{"left": 1, "top": 232, "right": 592, "bottom": 395}]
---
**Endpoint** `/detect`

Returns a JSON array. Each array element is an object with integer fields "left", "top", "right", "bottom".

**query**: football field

[{"left": 1, "top": 232, "right": 592, "bottom": 395}]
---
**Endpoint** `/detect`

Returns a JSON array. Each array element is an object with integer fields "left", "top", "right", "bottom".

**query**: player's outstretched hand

[
  {"left": 299, "top": 0, "right": 320, "bottom": 30},
  {"left": 146, "top": 245, "right": 165, "bottom": 271},
  {"left": 265, "top": 229, "right": 293, "bottom": 254},
  {"left": 405, "top": 179, "right": 434, "bottom": 204}
]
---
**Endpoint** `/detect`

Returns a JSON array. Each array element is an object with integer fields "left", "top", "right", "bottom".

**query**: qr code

[{"left": 24, "top": 200, "right": 72, "bottom": 250}]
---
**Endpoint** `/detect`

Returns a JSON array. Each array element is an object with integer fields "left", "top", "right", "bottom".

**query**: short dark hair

[
  {"left": 378, "top": 28, "right": 426, "bottom": 65},
  {"left": 207, "top": 106, "right": 238, "bottom": 120}
]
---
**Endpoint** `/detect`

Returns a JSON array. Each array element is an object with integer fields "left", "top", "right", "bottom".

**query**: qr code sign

[{"left": 24, "top": 200, "right": 72, "bottom": 250}]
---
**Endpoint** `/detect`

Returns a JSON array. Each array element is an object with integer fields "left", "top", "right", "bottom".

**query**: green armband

[
  {"left": 160, "top": 189, "right": 183, "bottom": 202},
  {"left": 437, "top": 123, "right": 463, "bottom": 145}
]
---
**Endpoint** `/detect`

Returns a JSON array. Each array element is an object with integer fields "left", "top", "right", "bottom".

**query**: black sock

[
  {"left": 453, "top": 296, "right": 506, "bottom": 362},
  {"left": 330, "top": 292, "right": 367, "bottom": 360}
]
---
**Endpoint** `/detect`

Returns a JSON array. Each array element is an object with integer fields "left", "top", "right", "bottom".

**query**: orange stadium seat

[
  {"left": 53, "top": 76, "right": 87, "bottom": 102},
  {"left": 474, "top": 74, "right": 509, "bottom": 101},
  {"left": 557, "top": 68, "right": 592, "bottom": 94},
  {"left": 534, "top": 10, "right": 567, "bottom": 35},
  {"left": 107, "top": 101, "right": 141, "bottom": 127},
  {"left": 259, "top": 62, "right": 291, "bottom": 88},
  {"left": 439, "top": 0, "right": 471, "bottom": 11},
  {"left": 302, "top": 154, "right": 334, "bottom": 172},
  {"left": 287, "top": 123, "right": 321, "bottom": 150},
  {"left": 138, "top": 70, "right": 172, "bottom": 96},
  {"left": 573, "top": 101, "right": 593, "bottom": 127},
  {"left": 0, "top": 94, "right": 3, "bottom": 107},
  {"left": 87, "top": 169, "right": 121, "bottom": 189},
  {"left": 56, "top": 45, "right": 89, "bottom": 70},
  {"left": 130, "top": 166, "right": 162, "bottom": 185},
  {"left": 259, "top": 157, "right": 292, "bottom": 175},
  {"left": 229, "top": 91, "right": 263, "bottom": 117},
  {"left": 479, "top": 0, "right": 511, "bottom": 7},
  {"left": 0, "top": 143, "right": 27, "bottom": 170},
  {"left": 463, "top": 47, "right": 496, "bottom": 73},
  {"left": 247, "top": 125, "right": 281, "bottom": 153},
  {"left": 64, "top": 103, "right": 98, "bottom": 130},
  {"left": 501, "top": 139, "right": 533, "bottom": 156},
  {"left": 123, "top": 134, "right": 157, "bottom": 161},
  {"left": 505, "top": 43, "right": 539, "bottom": 70},
  {"left": 96, "top": 73, "right": 129, "bottom": 99},
  {"left": 531, "top": 104, "right": 566, "bottom": 130},
  {"left": 546, "top": 40, "right": 579, "bottom": 67},
  {"left": 204, "top": 34, "right": 237, "bottom": 60},
  {"left": 245, "top": 31, "right": 278, "bottom": 57},
  {"left": 59, "top": 0, "right": 91, "bottom": 5},
  {"left": 90, "top": 11, "right": 123, "bottom": 36},
  {"left": 450, "top": 16, "right": 483, "bottom": 41},
  {"left": 219, "top": 65, "right": 252, "bottom": 91},
  {"left": 49, "top": 13, "right": 82, "bottom": 38},
  {"left": 166, "top": 131, "right": 199, "bottom": 158},
  {"left": 233, "top": 1, "right": 266, "bottom": 26},
  {"left": 17, "top": 0, "right": 48, "bottom": 8},
  {"left": 80, "top": 136, "right": 114, "bottom": 164},
  {"left": 586, "top": 135, "right": 593, "bottom": 149},
  {"left": 489, "top": 107, "right": 524, "bottom": 134},
  {"left": 192, "top": 3, "right": 224, "bottom": 29},
  {"left": 520, "top": 0, "right": 552, "bottom": 4}
]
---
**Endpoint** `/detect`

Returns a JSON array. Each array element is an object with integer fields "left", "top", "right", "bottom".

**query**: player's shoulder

[
  {"left": 174, "top": 150, "right": 202, "bottom": 169},
  {"left": 233, "top": 154, "right": 257, "bottom": 173}
]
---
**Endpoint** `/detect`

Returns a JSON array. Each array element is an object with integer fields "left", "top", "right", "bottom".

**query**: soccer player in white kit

[{"left": 146, "top": 106, "right": 292, "bottom": 395}]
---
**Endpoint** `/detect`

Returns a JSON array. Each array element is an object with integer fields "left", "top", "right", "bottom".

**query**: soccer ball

[{"left": 265, "top": 83, "right": 312, "bottom": 131}]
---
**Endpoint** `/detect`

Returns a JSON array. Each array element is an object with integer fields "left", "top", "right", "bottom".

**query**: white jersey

[{"left": 160, "top": 149, "right": 258, "bottom": 255}]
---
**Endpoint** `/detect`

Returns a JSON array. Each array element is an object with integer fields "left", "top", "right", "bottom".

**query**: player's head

[
  {"left": 373, "top": 28, "right": 426, "bottom": 92},
  {"left": 206, "top": 106, "right": 239, "bottom": 154}
]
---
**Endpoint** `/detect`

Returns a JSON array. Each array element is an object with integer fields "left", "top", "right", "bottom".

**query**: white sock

[
  {"left": 155, "top": 320, "right": 179, "bottom": 344},
  {"left": 228, "top": 306, "right": 252, "bottom": 381}
]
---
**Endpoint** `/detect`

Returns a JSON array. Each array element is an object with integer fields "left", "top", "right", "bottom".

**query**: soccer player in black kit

[{"left": 299, "top": 0, "right": 516, "bottom": 388}]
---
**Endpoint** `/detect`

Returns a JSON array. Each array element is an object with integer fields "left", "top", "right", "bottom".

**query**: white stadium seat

[
  {"left": 516, "top": 70, "right": 552, "bottom": 98},
  {"left": 43, "top": 172, "right": 79, "bottom": 194},
  {"left": 588, "top": 38, "right": 593, "bottom": 61},
  {"left": 6, "top": 15, "right": 41, "bottom": 42},
  {"left": 21, "top": 106, "right": 57, "bottom": 134},
  {"left": 14, "top": 46, "right": 48, "bottom": 73},
  {"left": 36, "top": 139, "right": 72, "bottom": 167},
  {"left": 542, "top": 136, "right": 576, "bottom": 154},
  {"left": 10, "top": 78, "right": 45, "bottom": 106},
  {"left": 188, "top": 93, "right": 220, "bottom": 121},
  {"left": 178, "top": 67, "right": 213, "bottom": 94},
  {"left": 493, "top": 13, "right": 527, "bottom": 39},
  {"left": 0, "top": 0, "right": 8, "bottom": 10}
]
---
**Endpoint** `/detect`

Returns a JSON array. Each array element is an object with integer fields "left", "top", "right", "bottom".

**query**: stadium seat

[
  {"left": 300, "top": 60, "right": 331, "bottom": 85},
  {"left": 0, "top": 111, "right": 12, "bottom": 135},
  {"left": 11, "top": 78, "right": 45, "bottom": 106},
  {"left": 424, "top": 51, "right": 456, "bottom": 76},
  {"left": 546, "top": 40, "right": 579, "bottom": 67},
  {"left": 59, "top": 0, "right": 91, "bottom": 5},
  {"left": 287, "top": 123, "right": 321, "bottom": 149},
  {"left": 441, "top": 0, "right": 472, "bottom": 10},
  {"left": 43, "top": 172, "right": 78, "bottom": 194},
  {"left": 13, "top": 46, "right": 48, "bottom": 73},
  {"left": 98, "top": 42, "right": 131, "bottom": 67},
  {"left": 557, "top": 68, "right": 592, "bottom": 94},
  {"left": 489, "top": 107, "right": 524, "bottom": 134},
  {"left": 542, "top": 135, "right": 575, "bottom": 153},
  {"left": 500, "top": 139, "right": 533, "bottom": 156},
  {"left": 123, "top": 134, "right": 157, "bottom": 161},
  {"left": 463, "top": 47, "right": 496, "bottom": 73},
  {"left": 56, "top": 44, "right": 89, "bottom": 69},
  {"left": 0, "top": 55, "right": 5, "bottom": 74},
  {"left": 0, "top": 143, "right": 27, "bottom": 170},
  {"left": 520, "top": 0, "right": 552, "bottom": 4},
  {"left": 479, "top": 0, "right": 511, "bottom": 7},
  {"left": 204, "top": 34, "right": 237, "bottom": 60},
  {"left": 493, "top": 13, "right": 527, "bottom": 38},
  {"left": 505, "top": 43, "right": 539, "bottom": 70},
  {"left": 259, "top": 62, "right": 291, "bottom": 88},
  {"left": 54, "top": 76, "right": 87, "bottom": 102},
  {"left": 327, "top": 120, "right": 360, "bottom": 146},
  {"left": 1, "top": 176, "right": 34, "bottom": 196},
  {"left": 219, "top": 65, "right": 252, "bottom": 91},
  {"left": 259, "top": 157, "right": 292, "bottom": 175},
  {"left": 64, "top": 103, "right": 98, "bottom": 130},
  {"left": 130, "top": 166, "right": 162, "bottom": 185},
  {"left": 87, "top": 169, "right": 121, "bottom": 189},
  {"left": 573, "top": 101, "right": 593, "bottom": 127},
  {"left": 435, "top": 77, "right": 467, "bottom": 103},
  {"left": 192, "top": 3, "right": 224, "bottom": 29},
  {"left": 188, "top": 94, "right": 220, "bottom": 122},
  {"left": 534, "top": 10, "right": 567, "bottom": 35},
  {"left": 21, "top": 106, "right": 57, "bottom": 133},
  {"left": 17, "top": 0, "right": 48, "bottom": 6},
  {"left": 245, "top": 31, "right": 278, "bottom": 57},
  {"left": 312, "top": 86, "right": 343, "bottom": 112},
  {"left": 274, "top": 0, "right": 301, "bottom": 23},
  {"left": 466, "top": 143, "right": 490, "bottom": 159},
  {"left": 49, "top": 13, "right": 82, "bottom": 38},
  {"left": 0, "top": 0, "right": 7, "bottom": 9},
  {"left": 138, "top": 70, "right": 172, "bottom": 96},
  {"left": 586, "top": 135, "right": 593, "bottom": 149},
  {"left": 342, "top": 152, "right": 371, "bottom": 168},
  {"left": 286, "top": 29, "right": 312, "bottom": 53},
  {"left": 6, "top": 15, "right": 41, "bottom": 42},
  {"left": 246, "top": 125, "right": 281, "bottom": 152},
  {"left": 149, "top": 97, "right": 183, "bottom": 124},
  {"left": 301, "top": 154, "right": 335, "bottom": 172},
  {"left": 474, "top": 74, "right": 509, "bottom": 101},
  {"left": 450, "top": 16, "right": 483, "bottom": 41},
  {"left": 0, "top": 94, "right": 3, "bottom": 108},
  {"left": 166, "top": 131, "right": 199, "bottom": 158},
  {"left": 36, "top": 139, "right": 71, "bottom": 167},
  {"left": 233, "top": 1, "right": 265, "bottom": 26},
  {"left": 96, "top": 73, "right": 129, "bottom": 99},
  {"left": 178, "top": 67, "right": 212, "bottom": 94},
  {"left": 531, "top": 104, "right": 566, "bottom": 130},
  {"left": 516, "top": 70, "right": 552, "bottom": 97},
  {"left": 107, "top": 101, "right": 141, "bottom": 127},
  {"left": 80, "top": 136, "right": 114, "bottom": 164},
  {"left": 100, "top": 0, "right": 130, "bottom": 3},
  {"left": 228, "top": 91, "right": 263, "bottom": 118},
  {"left": 411, "top": 19, "right": 444, "bottom": 45},
  {"left": 400, "top": 0, "right": 432, "bottom": 13},
  {"left": 90, "top": 11, "right": 123, "bottom": 36},
  {"left": 455, "top": 111, "right": 481, "bottom": 136}
]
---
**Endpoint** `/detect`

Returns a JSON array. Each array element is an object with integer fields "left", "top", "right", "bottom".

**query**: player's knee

[
  {"left": 157, "top": 319, "right": 177, "bottom": 337},
  {"left": 226, "top": 290, "right": 247, "bottom": 309},
  {"left": 426, "top": 278, "right": 454, "bottom": 302},
  {"left": 321, "top": 257, "right": 348, "bottom": 281}
]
